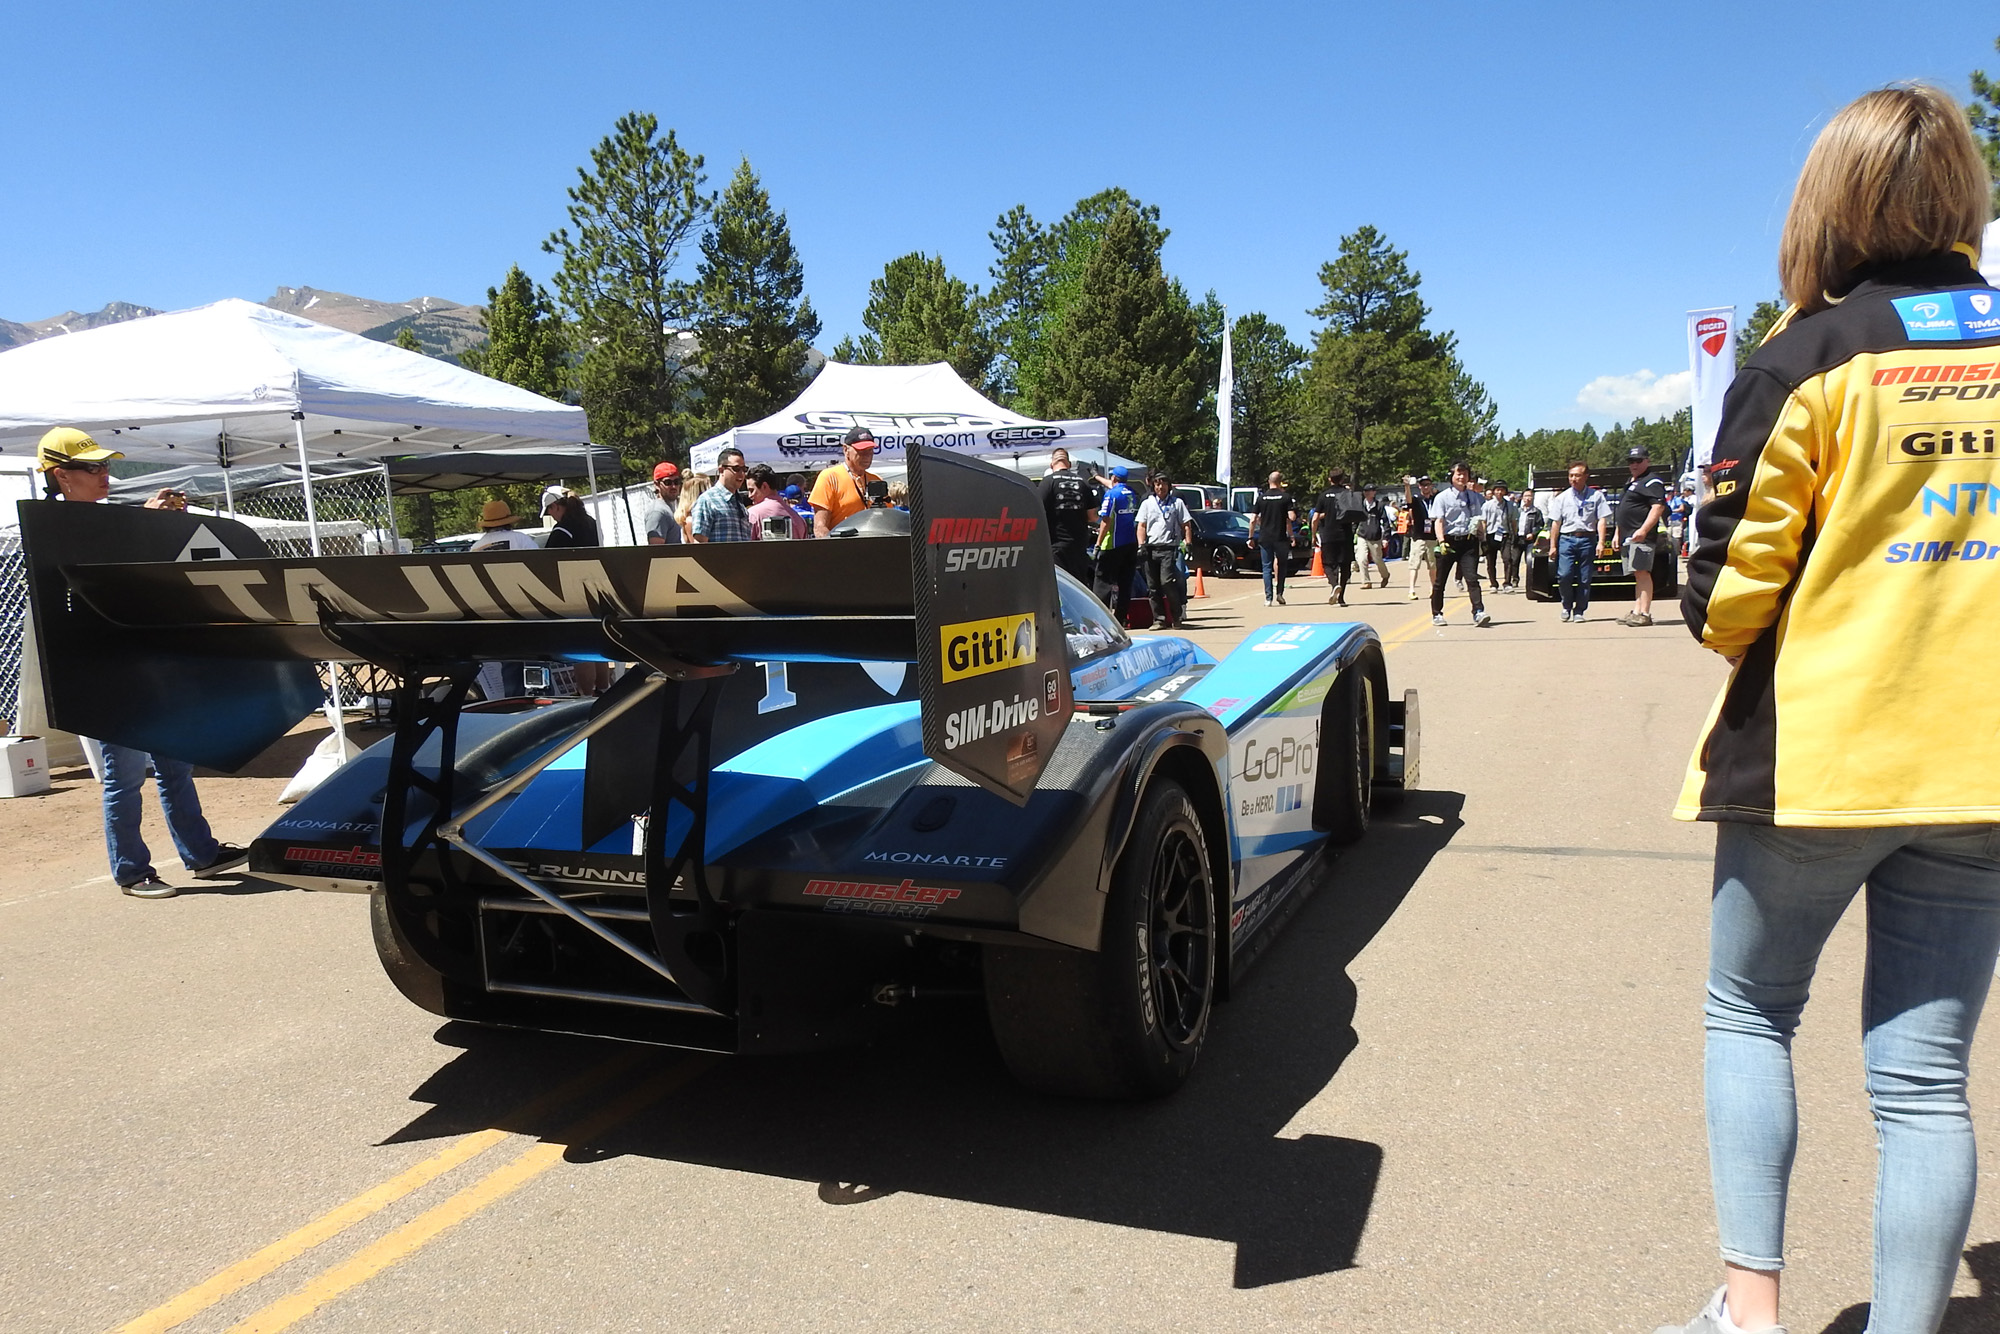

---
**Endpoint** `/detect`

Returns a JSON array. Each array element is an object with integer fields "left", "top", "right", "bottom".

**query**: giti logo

[
  {"left": 1888, "top": 423, "right": 2000, "bottom": 464},
  {"left": 940, "top": 612, "right": 1037, "bottom": 683}
]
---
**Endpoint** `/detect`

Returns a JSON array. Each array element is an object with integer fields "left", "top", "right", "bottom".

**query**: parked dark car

[{"left": 1190, "top": 509, "right": 1308, "bottom": 577}]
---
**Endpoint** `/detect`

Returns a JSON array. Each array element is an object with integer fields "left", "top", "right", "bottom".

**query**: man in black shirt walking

[
  {"left": 1036, "top": 447, "right": 1101, "bottom": 584},
  {"left": 1252, "top": 472, "right": 1297, "bottom": 607},
  {"left": 1313, "top": 468, "right": 1364, "bottom": 606}
]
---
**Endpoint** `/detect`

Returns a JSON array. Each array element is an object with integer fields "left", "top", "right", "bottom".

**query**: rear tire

[
  {"left": 1316, "top": 668, "right": 1374, "bottom": 843},
  {"left": 370, "top": 891, "right": 451, "bottom": 1016},
  {"left": 985, "top": 778, "right": 1216, "bottom": 1099}
]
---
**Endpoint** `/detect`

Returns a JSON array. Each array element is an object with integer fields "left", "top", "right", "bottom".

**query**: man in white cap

[{"left": 38, "top": 426, "right": 246, "bottom": 897}]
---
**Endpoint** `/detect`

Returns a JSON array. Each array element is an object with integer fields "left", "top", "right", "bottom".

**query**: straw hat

[{"left": 477, "top": 499, "right": 519, "bottom": 529}]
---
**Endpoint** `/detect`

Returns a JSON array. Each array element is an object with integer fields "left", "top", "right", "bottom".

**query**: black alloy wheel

[
  {"left": 984, "top": 777, "right": 1218, "bottom": 1098},
  {"left": 1316, "top": 667, "right": 1375, "bottom": 843},
  {"left": 1143, "top": 818, "right": 1213, "bottom": 1047}
]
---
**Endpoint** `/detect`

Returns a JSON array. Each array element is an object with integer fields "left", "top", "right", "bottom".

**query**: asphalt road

[{"left": 5, "top": 564, "right": 1997, "bottom": 1334}]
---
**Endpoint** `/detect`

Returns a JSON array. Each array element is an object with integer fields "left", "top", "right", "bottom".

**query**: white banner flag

[
  {"left": 1216, "top": 316, "right": 1234, "bottom": 487},
  {"left": 1687, "top": 306, "right": 1736, "bottom": 472}
]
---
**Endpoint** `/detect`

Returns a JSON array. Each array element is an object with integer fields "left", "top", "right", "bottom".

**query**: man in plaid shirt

[{"left": 690, "top": 447, "right": 754, "bottom": 543}]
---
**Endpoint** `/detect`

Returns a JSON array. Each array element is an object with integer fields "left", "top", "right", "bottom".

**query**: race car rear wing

[{"left": 19, "top": 445, "right": 1072, "bottom": 802}]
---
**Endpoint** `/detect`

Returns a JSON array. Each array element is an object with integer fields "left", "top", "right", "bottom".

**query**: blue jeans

[
  {"left": 1706, "top": 822, "right": 2000, "bottom": 1334},
  {"left": 101, "top": 742, "right": 220, "bottom": 886},
  {"left": 1556, "top": 534, "right": 1596, "bottom": 613},
  {"left": 1259, "top": 543, "right": 1287, "bottom": 600}
]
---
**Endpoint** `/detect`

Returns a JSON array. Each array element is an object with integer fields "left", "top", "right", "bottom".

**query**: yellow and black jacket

[{"left": 1678, "top": 246, "right": 2000, "bottom": 826}]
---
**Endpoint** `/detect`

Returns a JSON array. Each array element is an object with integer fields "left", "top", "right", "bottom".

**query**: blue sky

[{"left": 4, "top": 2, "right": 1994, "bottom": 433}]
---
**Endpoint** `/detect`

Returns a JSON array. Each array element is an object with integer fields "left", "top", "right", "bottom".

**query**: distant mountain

[
  {"left": 0, "top": 301, "right": 164, "bottom": 350},
  {"left": 262, "top": 285, "right": 487, "bottom": 358},
  {"left": 0, "top": 288, "right": 487, "bottom": 360}
]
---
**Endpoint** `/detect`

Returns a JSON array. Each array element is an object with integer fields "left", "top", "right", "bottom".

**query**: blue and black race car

[{"left": 20, "top": 447, "right": 1417, "bottom": 1099}]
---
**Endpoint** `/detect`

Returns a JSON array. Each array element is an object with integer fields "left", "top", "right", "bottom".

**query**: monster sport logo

[
  {"left": 283, "top": 845, "right": 382, "bottom": 868},
  {"left": 929, "top": 507, "right": 1042, "bottom": 572},
  {"left": 802, "top": 876, "right": 963, "bottom": 919}
]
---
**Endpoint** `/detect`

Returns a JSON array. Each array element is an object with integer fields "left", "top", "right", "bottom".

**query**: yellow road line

[
  {"left": 224, "top": 1057, "right": 714, "bottom": 1334},
  {"left": 111, "top": 1047, "right": 650, "bottom": 1334}
]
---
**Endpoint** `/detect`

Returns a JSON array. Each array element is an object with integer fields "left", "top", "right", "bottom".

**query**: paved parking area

[{"left": 4, "top": 566, "right": 1996, "bottom": 1333}]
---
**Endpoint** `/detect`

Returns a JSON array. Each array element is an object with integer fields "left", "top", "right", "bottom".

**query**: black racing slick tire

[
  {"left": 370, "top": 891, "right": 451, "bottom": 1017},
  {"left": 984, "top": 778, "right": 1217, "bottom": 1099},
  {"left": 1316, "top": 667, "right": 1375, "bottom": 844}
]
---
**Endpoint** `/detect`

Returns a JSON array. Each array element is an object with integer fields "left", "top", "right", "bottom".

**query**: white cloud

[{"left": 1575, "top": 368, "right": 1692, "bottom": 420}]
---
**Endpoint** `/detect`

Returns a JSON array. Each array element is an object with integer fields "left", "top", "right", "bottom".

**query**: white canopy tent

[
  {"left": 0, "top": 298, "right": 590, "bottom": 553},
  {"left": 690, "top": 361, "right": 1109, "bottom": 475},
  {"left": 0, "top": 298, "right": 594, "bottom": 771},
  {"left": 866, "top": 447, "right": 1145, "bottom": 484}
]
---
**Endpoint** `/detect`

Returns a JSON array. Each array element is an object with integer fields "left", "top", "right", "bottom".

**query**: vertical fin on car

[{"left": 907, "top": 444, "right": 1071, "bottom": 805}]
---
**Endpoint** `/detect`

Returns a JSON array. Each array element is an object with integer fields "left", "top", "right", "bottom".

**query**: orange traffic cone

[
  {"left": 1191, "top": 565, "right": 1208, "bottom": 599},
  {"left": 1311, "top": 547, "right": 1325, "bottom": 579}
]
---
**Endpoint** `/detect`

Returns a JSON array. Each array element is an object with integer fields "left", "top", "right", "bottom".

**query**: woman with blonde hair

[
  {"left": 1661, "top": 85, "right": 1995, "bottom": 1334},
  {"left": 674, "top": 472, "right": 710, "bottom": 532}
]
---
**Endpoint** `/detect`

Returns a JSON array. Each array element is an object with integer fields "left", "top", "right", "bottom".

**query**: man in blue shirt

[
  {"left": 690, "top": 447, "right": 754, "bottom": 543},
  {"left": 1094, "top": 466, "right": 1141, "bottom": 622},
  {"left": 1428, "top": 460, "right": 1494, "bottom": 627},
  {"left": 1542, "top": 460, "right": 1610, "bottom": 623}
]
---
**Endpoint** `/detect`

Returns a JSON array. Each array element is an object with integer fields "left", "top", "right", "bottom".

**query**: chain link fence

[{"left": 4, "top": 466, "right": 406, "bottom": 733}]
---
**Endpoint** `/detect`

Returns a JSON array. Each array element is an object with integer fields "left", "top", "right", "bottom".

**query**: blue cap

[
  {"left": 782, "top": 484, "right": 802, "bottom": 499},
  {"left": 1110, "top": 466, "right": 1129, "bottom": 479}
]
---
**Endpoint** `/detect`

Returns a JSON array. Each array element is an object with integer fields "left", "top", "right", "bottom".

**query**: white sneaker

[
  {"left": 1264, "top": 597, "right": 1273, "bottom": 607},
  {"left": 1474, "top": 610, "right": 1493, "bottom": 627},
  {"left": 1653, "top": 1285, "right": 1786, "bottom": 1334},
  {"left": 1432, "top": 613, "right": 1446, "bottom": 626}
]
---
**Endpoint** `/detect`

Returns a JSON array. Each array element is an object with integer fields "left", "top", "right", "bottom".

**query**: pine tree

[
  {"left": 392, "top": 326, "right": 423, "bottom": 353},
  {"left": 1736, "top": 298, "right": 1785, "bottom": 368},
  {"left": 1970, "top": 37, "right": 2000, "bottom": 213},
  {"left": 1228, "top": 313, "right": 1306, "bottom": 485},
  {"left": 985, "top": 205, "right": 1047, "bottom": 404},
  {"left": 839, "top": 253, "right": 993, "bottom": 388},
  {"left": 544, "top": 112, "right": 713, "bottom": 467},
  {"left": 458, "top": 264, "right": 569, "bottom": 398},
  {"left": 1037, "top": 207, "right": 1205, "bottom": 476},
  {"left": 688, "top": 159, "right": 820, "bottom": 439},
  {"left": 1300, "top": 226, "right": 1458, "bottom": 480}
]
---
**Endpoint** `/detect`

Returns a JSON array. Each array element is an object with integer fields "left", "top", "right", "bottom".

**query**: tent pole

[
  {"left": 585, "top": 447, "right": 599, "bottom": 496},
  {"left": 378, "top": 460, "right": 400, "bottom": 551},
  {"left": 292, "top": 412, "right": 321, "bottom": 557},
  {"left": 618, "top": 469, "right": 638, "bottom": 546},
  {"left": 218, "top": 432, "right": 235, "bottom": 518}
]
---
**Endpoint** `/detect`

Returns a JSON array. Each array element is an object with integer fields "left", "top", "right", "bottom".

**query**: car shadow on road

[
  {"left": 385, "top": 788, "right": 1466, "bottom": 1290},
  {"left": 1815, "top": 1241, "right": 2000, "bottom": 1333}
]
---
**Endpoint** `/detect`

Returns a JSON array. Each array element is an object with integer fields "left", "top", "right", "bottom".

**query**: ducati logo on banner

[{"left": 1697, "top": 316, "right": 1729, "bottom": 358}]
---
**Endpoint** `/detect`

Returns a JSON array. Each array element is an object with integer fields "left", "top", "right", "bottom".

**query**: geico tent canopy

[
  {"left": 0, "top": 297, "right": 590, "bottom": 468},
  {"left": 689, "top": 361, "right": 1107, "bottom": 474},
  {"left": 866, "top": 448, "right": 1146, "bottom": 484}
]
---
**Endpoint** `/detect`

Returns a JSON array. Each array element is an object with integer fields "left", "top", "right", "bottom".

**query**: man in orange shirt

[{"left": 809, "top": 426, "right": 884, "bottom": 536}]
